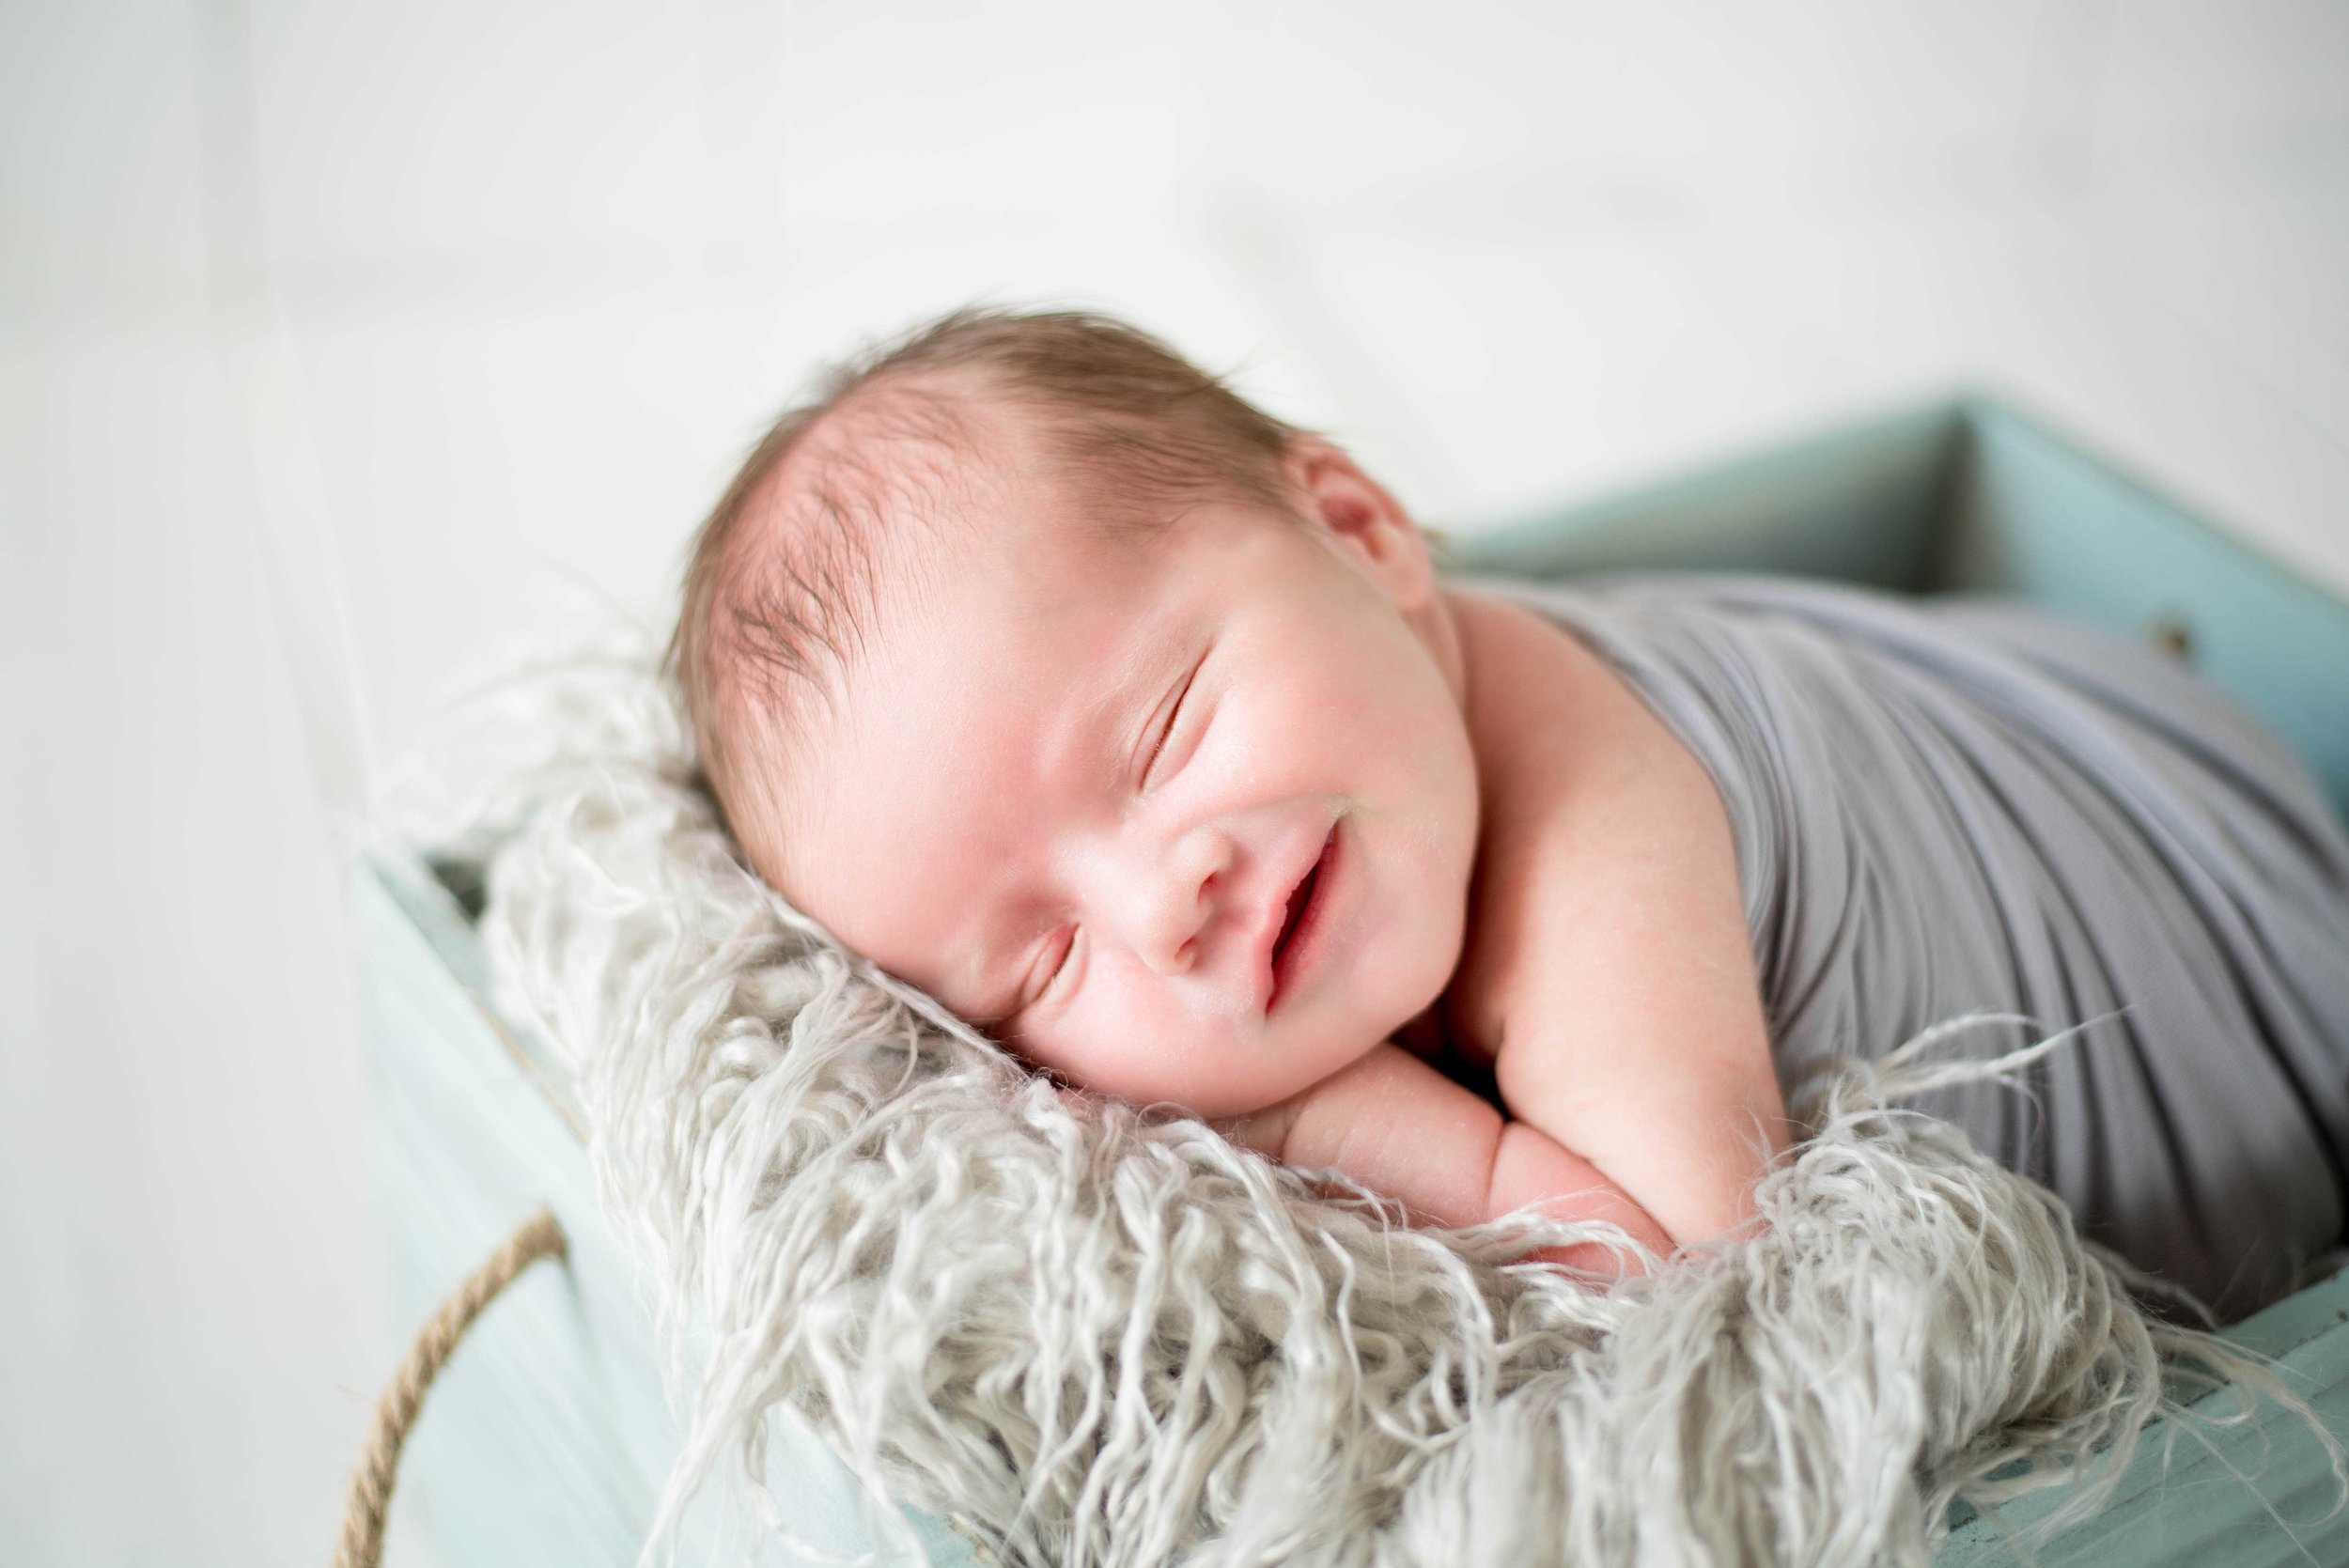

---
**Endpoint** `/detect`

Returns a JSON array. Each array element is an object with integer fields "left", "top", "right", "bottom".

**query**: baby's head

[{"left": 669, "top": 308, "right": 1481, "bottom": 1118}]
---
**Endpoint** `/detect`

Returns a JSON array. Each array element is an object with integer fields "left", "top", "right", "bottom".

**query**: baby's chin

[{"left": 1217, "top": 991, "right": 1448, "bottom": 1117}]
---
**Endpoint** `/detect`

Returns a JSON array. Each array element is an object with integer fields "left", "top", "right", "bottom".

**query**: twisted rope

[{"left": 332, "top": 1209, "right": 569, "bottom": 1568}]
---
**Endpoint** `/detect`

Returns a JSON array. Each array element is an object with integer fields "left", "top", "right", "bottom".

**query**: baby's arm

[
  {"left": 1215, "top": 1043, "right": 1675, "bottom": 1274},
  {"left": 1466, "top": 608, "right": 1790, "bottom": 1250}
]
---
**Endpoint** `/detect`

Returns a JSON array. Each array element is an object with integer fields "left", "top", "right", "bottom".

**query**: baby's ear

[{"left": 1282, "top": 437, "right": 1437, "bottom": 612}]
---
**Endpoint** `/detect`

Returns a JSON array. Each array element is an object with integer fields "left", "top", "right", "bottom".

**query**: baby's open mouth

[
  {"left": 1273, "top": 857, "right": 1321, "bottom": 967},
  {"left": 1268, "top": 826, "right": 1338, "bottom": 1008}
]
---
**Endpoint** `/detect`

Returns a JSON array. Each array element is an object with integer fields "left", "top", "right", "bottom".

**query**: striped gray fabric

[{"left": 1476, "top": 573, "right": 2349, "bottom": 1322}]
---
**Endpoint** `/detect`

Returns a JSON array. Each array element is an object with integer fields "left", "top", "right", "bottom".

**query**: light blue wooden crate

[
  {"left": 355, "top": 854, "right": 978, "bottom": 1567},
  {"left": 1452, "top": 396, "right": 2349, "bottom": 820},
  {"left": 358, "top": 394, "right": 2349, "bottom": 1564}
]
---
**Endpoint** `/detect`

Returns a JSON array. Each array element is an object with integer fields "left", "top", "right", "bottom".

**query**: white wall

[{"left": 4, "top": 2, "right": 2345, "bottom": 1561}]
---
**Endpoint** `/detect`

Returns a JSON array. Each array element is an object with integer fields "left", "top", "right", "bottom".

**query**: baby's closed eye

[
  {"left": 1140, "top": 647, "right": 1213, "bottom": 790},
  {"left": 1036, "top": 924, "right": 1080, "bottom": 1002}
]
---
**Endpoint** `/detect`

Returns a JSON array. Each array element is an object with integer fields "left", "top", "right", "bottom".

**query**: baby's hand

[
  {"left": 1206, "top": 1098, "right": 1302, "bottom": 1159},
  {"left": 1210, "top": 1044, "right": 1672, "bottom": 1278}
]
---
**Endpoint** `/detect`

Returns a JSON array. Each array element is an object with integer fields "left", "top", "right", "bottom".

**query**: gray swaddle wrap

[{"left": 1475, "top": 573, "right": 2349, "bottom": 1321}]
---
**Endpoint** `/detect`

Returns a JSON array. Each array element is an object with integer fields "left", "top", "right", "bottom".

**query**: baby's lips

[
  {"left": 1249, "top": 816, "right": 1338, "bottom": 1008},
  {"left": 1262, "top": 816, "right": 1342, "bottom": 1015}
]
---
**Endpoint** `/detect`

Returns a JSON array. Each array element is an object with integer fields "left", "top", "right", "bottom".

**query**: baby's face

[{"left": 762, "top": 444, "right": 1481, "bottom": 1118}]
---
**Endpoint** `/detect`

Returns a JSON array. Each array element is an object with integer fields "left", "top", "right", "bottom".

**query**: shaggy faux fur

[{"left": 397, "top": 629, "right": 2328, "bottom": 1568}]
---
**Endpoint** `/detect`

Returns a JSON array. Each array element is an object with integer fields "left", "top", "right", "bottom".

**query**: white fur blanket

[{"left": 396, "top": 630, "right": 2318, "bottom": 1568}]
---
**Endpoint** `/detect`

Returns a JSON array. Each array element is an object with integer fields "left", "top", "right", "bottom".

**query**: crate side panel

[{"left": 1451, "top": 404, "right": 1963, "bottom": 590}]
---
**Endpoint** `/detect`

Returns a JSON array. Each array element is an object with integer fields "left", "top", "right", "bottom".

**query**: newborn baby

[{"left": 669, "top": 307, "right": 2349, "bottom": 1313}]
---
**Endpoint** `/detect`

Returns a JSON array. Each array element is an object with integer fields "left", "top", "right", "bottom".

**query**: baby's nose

[{"left": 1130, "top": 825, "right": 1234, "bottom": 979}]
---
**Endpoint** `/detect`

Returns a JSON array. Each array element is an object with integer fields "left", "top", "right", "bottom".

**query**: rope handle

[{"left": 332, "top": 1209, "right": 570, "bottom": 1568}]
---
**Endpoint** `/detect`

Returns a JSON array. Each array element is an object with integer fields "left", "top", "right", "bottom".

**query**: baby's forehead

[{"left": 770, "top": 517, "right": 1190, "bottom": 883}]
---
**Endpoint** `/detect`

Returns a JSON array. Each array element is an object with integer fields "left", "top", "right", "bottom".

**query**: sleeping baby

[{"left": 667, "top": 307, "right": 2349, "bottom": 1320}]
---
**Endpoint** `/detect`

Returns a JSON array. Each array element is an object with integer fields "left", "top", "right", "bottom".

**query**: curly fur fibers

[{"left": 397, "top": 630, "right": 2335, "bottom": 1568}]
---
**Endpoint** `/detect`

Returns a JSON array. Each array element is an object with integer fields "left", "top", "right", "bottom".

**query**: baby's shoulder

[
  {"left": 1445, "top": 584, "right": 1686, "bottom": 799},
  {"left": 1442, "top": 584, "right": 1738, "bottom": 1056},
  {"left": 1444, "top": 586, "right": 1616, "bottom": 749}
]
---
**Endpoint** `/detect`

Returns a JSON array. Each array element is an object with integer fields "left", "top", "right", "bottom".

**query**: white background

[{"left": 4, "top": 2, "right": 2346, "bottom": 1560}]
